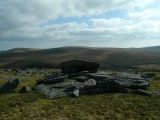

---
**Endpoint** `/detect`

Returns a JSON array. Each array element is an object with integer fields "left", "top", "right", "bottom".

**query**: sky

[{"left": 0, "top": 0, "right": 160, "bottom": 50}]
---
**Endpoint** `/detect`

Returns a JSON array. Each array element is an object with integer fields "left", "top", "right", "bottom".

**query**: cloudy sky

[{"left": 0, "top": 0, "right": 160, "bottom": 50}]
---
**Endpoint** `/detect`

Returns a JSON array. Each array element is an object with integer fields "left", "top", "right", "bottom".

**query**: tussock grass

[{"left": 0, "top": 69, "right": 160, "bottom": 120}]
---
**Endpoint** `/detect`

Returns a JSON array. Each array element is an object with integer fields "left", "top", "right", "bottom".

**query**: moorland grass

[{"left": 0, "top": 69, "right": 160, "bottom": 120}]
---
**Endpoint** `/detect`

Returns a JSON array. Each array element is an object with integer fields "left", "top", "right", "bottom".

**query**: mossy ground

[{"left": 0, "top": 69, "right": 160, "bottom": 120}]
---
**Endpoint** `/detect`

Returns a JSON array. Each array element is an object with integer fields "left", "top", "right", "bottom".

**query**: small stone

[
  {"left": 19, "top": 86, "right": 31, "bottom": 93},
  {"left": 84, "top": 79, "right": 96, "bottom": 89},
  {"left": 71, "top": 89, "right": 79, "bottom": 97}
]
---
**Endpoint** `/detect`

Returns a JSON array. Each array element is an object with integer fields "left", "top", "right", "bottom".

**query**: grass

[{"left": 0, "top": 69, "right": 160, "bottom": 120}]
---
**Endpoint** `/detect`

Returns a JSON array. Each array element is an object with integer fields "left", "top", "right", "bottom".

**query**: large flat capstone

[{"left": 59, "top": 59, "right": 100, "bottom": 73}]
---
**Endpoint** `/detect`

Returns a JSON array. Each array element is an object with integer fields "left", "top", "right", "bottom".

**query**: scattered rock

[
  {"left": 2, "top": 76, "right": 8, "bottom": 78},
  {"left": 151, "top": 90, "right": 160, "bottom": 95},
  {"left": 12, "top": 69, "right": 21, "bottom": 73},
  {"left": 71, "top": 89, "right": 79, "bottom": 97},
  {"left": 19, "top": 86, "right": 31, "bottom": 93},
  {"left": 0, "top": 78, "right": 20, "bottom": 93},
  {"left": 59, "top": 59, "right": 100, "bottom": 73}
]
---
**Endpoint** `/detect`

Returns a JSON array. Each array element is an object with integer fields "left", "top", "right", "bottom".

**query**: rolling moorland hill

[{"left": 0, "top": 46, "right": 160, "bottom": 70}]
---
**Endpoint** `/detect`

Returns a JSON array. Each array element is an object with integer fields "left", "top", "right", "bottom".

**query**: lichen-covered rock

[
  {"left": 59, "top": 59, "right": 100, "bottom": 73},
  {"left": 86, "top": 72, "right": 151, "bottom": 89},
  {"left": 35, "top": 80, "right": 83, "bottom": 98},
  {"left": 114, "top": 77, "right": 151, "bottom": 89}
]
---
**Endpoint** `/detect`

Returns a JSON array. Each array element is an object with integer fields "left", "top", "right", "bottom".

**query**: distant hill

[
  {"left": 5, "top": 48, "right": 43, "bottom": 53},
  {"left": 142, "top": 46, "right": 160, "bottom": 49},
  {"left": 0, "top": 46, "right": 160, "bottom": 70}
]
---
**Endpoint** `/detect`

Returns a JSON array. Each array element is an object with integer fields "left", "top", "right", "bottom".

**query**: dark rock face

[
  {"left": 19, "top": 86, "right": 31, "bottom": 93},
  {"left": 73, "top": 76, "right": 89, "bottom": 82},
  {"left": 96, "top": 81, "right": 110, "bottom": 88},
  {"left": 144, "top": 73, "right": 156, "bottom": 78},
  {"left": 131, "top": 89, "right": 152, "bottom": 96},
  {"left": 36, "top": 73, "right": 67, "bottom": 85},
  {"left": 59, "top": 59, "right": 100, "bottom": 73},
  {"left": 0, "top": 78, "right": 19, "bottom": 93}
]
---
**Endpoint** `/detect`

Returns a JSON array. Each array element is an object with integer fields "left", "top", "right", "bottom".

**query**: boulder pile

[{"left": 35, "top": 59, "right": 152, "bottom": 98}]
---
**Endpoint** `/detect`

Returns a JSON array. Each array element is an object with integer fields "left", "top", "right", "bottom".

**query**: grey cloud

[
  {"left": 0, "top": 0, "right": 158, "bottom": 50},
  {"left": 0, "top": 0, "right": 151, "bottom": 32}
]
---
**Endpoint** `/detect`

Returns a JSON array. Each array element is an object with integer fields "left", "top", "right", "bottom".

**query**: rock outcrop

[
  {"left": 35, "top": 70, "right": 151, "bottom": 98},
  {"left": 34, "top": 59, "right": 152, "bottom": 98}
]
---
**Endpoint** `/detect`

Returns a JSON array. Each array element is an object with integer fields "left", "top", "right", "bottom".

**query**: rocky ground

[
  {"left": 0, "top": 59, "right": 159, "bottom": 98},
  {"left": 1, "top": 60, "right": 160, "bottom": 119}
]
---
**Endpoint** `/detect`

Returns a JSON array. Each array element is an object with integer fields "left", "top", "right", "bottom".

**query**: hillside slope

[{"left": 0, "top": 46, "right": 160, "bottom": 70}]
